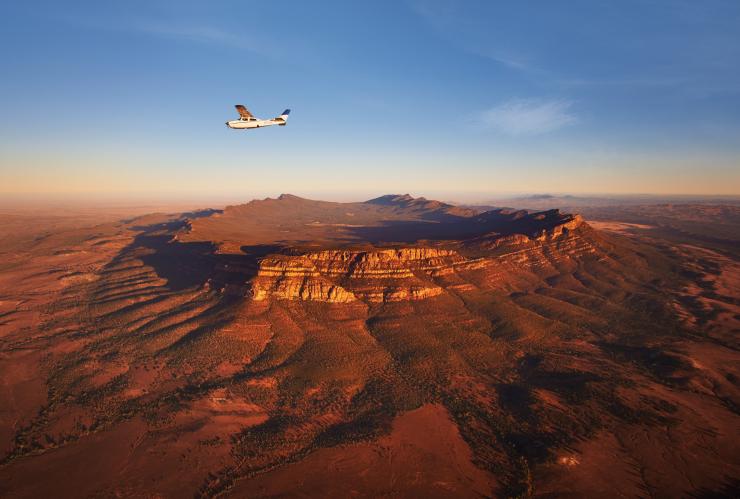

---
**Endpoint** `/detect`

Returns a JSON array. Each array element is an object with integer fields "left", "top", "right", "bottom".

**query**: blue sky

[{"left": 1, "top": 0, "right": 739, "bottom": 201}]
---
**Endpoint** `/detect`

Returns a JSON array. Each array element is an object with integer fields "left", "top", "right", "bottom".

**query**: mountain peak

[
  {"left": 366, "top": 194, "right": 416, "bottom": 205},
  {"left": 277, "top": 193, "right": 304, "bottom": 201}
]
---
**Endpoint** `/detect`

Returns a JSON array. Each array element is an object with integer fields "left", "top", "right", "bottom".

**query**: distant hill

[{"left": 181, "top": 193, "right": 560, "bottom": 252}]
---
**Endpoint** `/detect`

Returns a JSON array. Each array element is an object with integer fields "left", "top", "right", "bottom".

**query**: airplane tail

[{"left": 275, "top": 109, "right": 290, "bottom": 125}]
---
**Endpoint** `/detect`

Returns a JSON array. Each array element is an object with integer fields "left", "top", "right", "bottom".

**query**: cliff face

[
  {"left": 248, "top": 216, "right": 597, "bottom": 303},
  {"left": 251, "top": 255, "right": 358, "bottom": 303},
  {"left": 249, "top": 249, "right": 453, "bottom": 303}
]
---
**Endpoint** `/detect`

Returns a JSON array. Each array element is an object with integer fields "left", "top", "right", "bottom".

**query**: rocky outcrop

[
  {"left": 247, "top": 216, "right": 597, "bottom": 303},
  {"left": 304, "top": 248, "right": 465, "bottom": 277},
  {"left": 250, "top": 255, "right": 356, "bottom": 302},
  {"left": 533, "top": 214, "right": 585, "bottom": 241},
  {"left": 249, "top": 251, "right": 451, "bottom": 303},
  {"left": 252, "top": 278, "right": 356, "bottom": 303}
]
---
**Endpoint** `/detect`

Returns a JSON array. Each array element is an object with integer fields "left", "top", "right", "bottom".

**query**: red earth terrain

[{"left": 0, "top": 195, "right": 737, "bottom": 498}]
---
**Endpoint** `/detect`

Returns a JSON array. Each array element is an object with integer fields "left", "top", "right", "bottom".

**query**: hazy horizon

[{"left": 2, "top": 189, "right": 739, "bottom": 213}]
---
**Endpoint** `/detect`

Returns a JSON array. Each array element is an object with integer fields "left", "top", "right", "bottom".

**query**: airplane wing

[{"left": 235, "top": 105, "right": 255, "bottom": 119}]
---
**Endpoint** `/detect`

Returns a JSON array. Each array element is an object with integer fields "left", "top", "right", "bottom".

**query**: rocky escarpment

[
  {"left": 248, "top": 214, "right": 597, "bottom": 303},
  {"left": 250, "top": 249, "right": 455, "bottom": 303}
]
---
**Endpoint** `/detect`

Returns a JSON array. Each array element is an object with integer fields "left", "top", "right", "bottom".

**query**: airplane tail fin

[{"left": 275, "top": 109, "right": 290, "bottom": 125}]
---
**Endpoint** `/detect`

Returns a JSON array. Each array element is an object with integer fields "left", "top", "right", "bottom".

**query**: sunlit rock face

[{"left": 246, "top": 214, "right": 596, "bottom": 303}]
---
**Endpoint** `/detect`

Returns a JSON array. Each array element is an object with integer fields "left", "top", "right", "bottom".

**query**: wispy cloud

[
  {"left": 479, "top": 99, "right": 578, "bottom": 135},
  {"left": 410, "top": 0, "right": 535, "bottom": 72},
  {"left": 136, "top": 23, "right": 268, "bottom": 54}
]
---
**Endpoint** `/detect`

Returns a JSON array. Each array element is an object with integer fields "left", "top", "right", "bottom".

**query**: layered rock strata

[{"left": 248, "top": 216, "right": 596, "bottom": 303}]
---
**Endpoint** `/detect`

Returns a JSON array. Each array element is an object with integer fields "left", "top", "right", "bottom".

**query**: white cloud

[{"left": 480, "top": 99, "right": 577, "bottom": 135}]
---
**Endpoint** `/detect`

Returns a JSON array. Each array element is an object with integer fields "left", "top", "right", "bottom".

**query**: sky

[{"left": 1, "top": 0, "right": 739, "bottom": 202}]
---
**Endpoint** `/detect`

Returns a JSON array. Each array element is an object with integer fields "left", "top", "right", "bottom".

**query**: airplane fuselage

[{"left": 226, "top": 118, "right": 285, "bottom": 129}]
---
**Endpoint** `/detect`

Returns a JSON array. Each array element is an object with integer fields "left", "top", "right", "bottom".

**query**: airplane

[{"left": 226, "top": 105, "right": 290, "bottom": 130}]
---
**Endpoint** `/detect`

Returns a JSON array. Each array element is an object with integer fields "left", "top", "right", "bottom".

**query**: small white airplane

[{"left": 226, "top": 105, "right": 290, "bottom": 130}]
